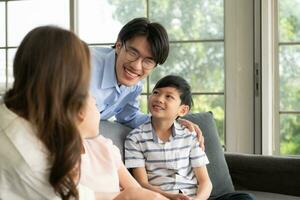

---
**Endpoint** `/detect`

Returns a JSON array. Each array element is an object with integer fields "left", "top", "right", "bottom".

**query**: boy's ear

[
  {"left": 115, "top": 41, "right": 122, "bottom": 55},
  {"left": 178, "top": 105, "right": 190, "bottom": 117}
]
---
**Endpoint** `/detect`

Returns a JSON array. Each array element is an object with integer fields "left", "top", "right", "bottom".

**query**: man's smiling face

[{"left": 115, "top": 36, "right": 155, "bottom": 86}]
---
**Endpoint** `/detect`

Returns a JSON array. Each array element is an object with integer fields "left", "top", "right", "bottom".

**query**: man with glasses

[{"left": 90, "top": 17, "right": 203, "bottom": 146}]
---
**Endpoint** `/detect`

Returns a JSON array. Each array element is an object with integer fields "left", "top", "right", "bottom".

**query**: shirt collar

[
  {"left": 173, "top": 120, "right": 186, "bottom": 136},
  {"left": 147, "top": 118, "right": 185, "bottom": 143},
  {"left": 100, "top": 49, "right": 119, "bottom": 89}
]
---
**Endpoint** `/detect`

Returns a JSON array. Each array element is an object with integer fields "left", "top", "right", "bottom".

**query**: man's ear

[
  {"left": 178, "top": 105, "right": 190, "bottom": 117},
  {"left": 115, "top": 41, "right": 122, "bottom": 55}
]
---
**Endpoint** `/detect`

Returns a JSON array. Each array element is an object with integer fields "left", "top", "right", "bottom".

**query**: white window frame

[
  {"left": 261, "top": 0, "right": 277, "bottom": 155},
  {"left": 225, "top": 0, "right": 256, "bottom": 153},
  {"left": 3, "top": 0, "right": 293, "bottom": 156}
]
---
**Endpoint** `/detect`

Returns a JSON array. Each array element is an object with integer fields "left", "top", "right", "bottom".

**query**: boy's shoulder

[
  {"left": 173, "top": 120, "right": 197, "bottom": 138},
  {"left": 126, "top": 120, "right": 152, "bottom": 140}
]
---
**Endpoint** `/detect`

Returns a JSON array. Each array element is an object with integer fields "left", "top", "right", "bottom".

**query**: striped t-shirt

[{"left": 125, "top": 118, "right": 209, "bottom": 197}]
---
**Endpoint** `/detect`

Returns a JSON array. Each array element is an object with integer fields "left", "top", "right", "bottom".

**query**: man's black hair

[
  {"left": 113, "top": 17, "right": 169, "bottom": 65},
  {"left": 153, "top": 75, "right": 193, "bottom": 109}
]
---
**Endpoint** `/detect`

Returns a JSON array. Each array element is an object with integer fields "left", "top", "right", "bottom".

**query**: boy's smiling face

[{"left": 149, "top": 87, "right": 189, "bottom": 120}]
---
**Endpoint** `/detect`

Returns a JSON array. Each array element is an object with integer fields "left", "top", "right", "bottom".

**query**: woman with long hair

[
  {"left": 0, "top": 25, "right": 92, "bottom": 199},
  {"left": 0, "top": 25, "right": 166, "bottom": 200}
]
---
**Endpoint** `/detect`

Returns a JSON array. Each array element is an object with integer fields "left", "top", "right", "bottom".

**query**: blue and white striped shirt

[{"left": 125, "top": 118, "right": 209, "bottom": 197}]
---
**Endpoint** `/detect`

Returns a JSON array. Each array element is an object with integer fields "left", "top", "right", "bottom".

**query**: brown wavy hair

[{"left": 4, "top": 26, "right": 91, "bottom": 199}]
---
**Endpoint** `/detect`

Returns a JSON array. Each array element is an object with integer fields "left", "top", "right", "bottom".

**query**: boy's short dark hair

[
  {"left": 113, "top": 17, "right": 169, "bottom": 65},
  {"left": 153, "top": 75, "right": 193, "bottom": 109}
]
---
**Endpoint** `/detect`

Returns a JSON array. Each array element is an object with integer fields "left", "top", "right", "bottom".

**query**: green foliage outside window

[
  {"left": 279, "top": 0, "right": 300, "bottom": 155},
  {"left": 108, "top": 0, "right": 300, "bottom": 153},
  {"left": 108, "top": 0, "right": 225, "bottom": 144}
]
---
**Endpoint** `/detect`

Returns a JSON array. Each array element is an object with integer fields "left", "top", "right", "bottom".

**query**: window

[
  {"left": 7, "top": 0, "right": 299, "bottom": 154},
  {"left": 0, "top": 2, "right": 6, "bottom": 94},
  {"left": 78, "top": 0, "right": 225, "bottom": 145},
  {"left": 78, "top": 0, "right": 146, "bottom": 44},
  {"left": 0, "top": 0, "right": 271, "bottom": 154},
  {"left": 278, "top": 0, "right": 300, "bottom": 155},
  {"left": 0, "top": 0, "right": 69, "bottom": 94},
  {"left": 0, "top": 49, "right": 5, "bottom": 94},
  {"left": 0, "top": 2, "right": 4, "bottom": 46}
]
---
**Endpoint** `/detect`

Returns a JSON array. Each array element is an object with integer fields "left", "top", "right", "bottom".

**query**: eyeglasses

[{"left": 123, "top": 43, "right": 157, "bottom": 70}]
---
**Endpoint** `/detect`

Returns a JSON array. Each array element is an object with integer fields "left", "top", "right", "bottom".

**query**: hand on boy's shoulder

[{"left": 177, "top": 118, "right": 205, "bottom": 151}]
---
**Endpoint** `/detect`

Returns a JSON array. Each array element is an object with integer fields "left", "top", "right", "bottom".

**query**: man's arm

[
  {"left": 115, "top": 102, "right": 149, "bottom": 128},
  {"left": 115, "top": 83, "right": 149, "bottom": 128},
  {"left": 193, "top": 167, "right": 212, "bottom": 200},
  {"left": 132, "top": 167, "right": 191, "bottom": 200}
]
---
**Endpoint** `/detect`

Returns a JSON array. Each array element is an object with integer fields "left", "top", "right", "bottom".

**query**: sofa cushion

[
  {"left": 100, "top": 112, "right": 234, "bottom": 197},
  {"left": 238, "top": 190, "right": 300, "bottom": 200},
  {"left": 225, "top": 153, "right": 300, "bottom": 197},
  {"left": 100, "top": 120, "right": 131, "bottom": 159},
  {"left": 182, "top": 112, "right": 234, "bottom": 197}
]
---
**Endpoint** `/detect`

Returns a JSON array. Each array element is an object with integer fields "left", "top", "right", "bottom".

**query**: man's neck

[{"left": 151, "top": 117, "right": 176, "bottom": 142}]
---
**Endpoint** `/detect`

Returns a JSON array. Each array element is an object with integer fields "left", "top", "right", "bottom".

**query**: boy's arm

[
  {"left": 193, "top": 167, "right": 212, "bottom": 200},
  {"left": 132, "top": 167, "right": 191, "bottom": 200}
]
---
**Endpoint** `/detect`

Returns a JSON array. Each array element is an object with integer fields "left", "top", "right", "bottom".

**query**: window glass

[
  {"left": 78, "top": 0, "right": 146, "bottom": 44},
  {"left": 81, "top": 0, "right": 225, "bottom": 147},
  {"left": 149, "top": 43, "right": 224, "bottom": 93},
  {"left": 278, "top": 0, "right": 300, "bottom": 155},
  {"left": 279, "top": 45, "right": 300, "bottom": 110},
  {"left": 278, "top": 0, "right": 300, "bottom": 42},
  {"left": 0, "top": 49, "right": 5, "bottom": 94},
  {"left": 191, "top": 95, "right": 224, "bottom": 145},
  {"left": 0, "top": 3, "right": 5, "bottom": 47},
  {"left": 138, "top": 94, "right": 148, "bottom": 114},
  {"left": 149, "top": 0, "right": 224, "bottom": 41},
  {"left": 7, "top": 0, "right": 69, "bottom": 46},
  {"left": 7, "top": 48, "right": 16, "bottom": 89},
  {"left": 280, "top": 114, "right": 300, "bottom": 155}
]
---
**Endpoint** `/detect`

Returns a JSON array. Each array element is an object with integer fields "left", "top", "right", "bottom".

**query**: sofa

[{"left": 100, "top": 112, "right": 300, "bottom": 200}]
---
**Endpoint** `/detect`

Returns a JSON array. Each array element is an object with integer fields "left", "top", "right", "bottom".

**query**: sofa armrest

[{"left": 225, "top": 153, "right": 300, "bottom": 197}]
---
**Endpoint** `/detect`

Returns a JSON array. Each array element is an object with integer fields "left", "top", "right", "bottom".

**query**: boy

[{"left": 125, "top": 75, "right": 212, "bottom": 200}]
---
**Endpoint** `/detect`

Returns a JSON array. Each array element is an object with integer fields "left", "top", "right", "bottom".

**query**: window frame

[
  {"left": 75, "top": 0, "right": 226, "bottom": 145},
  {"left": 275, "top": 0, "right": 300, "bottom": 156},
  {"left": 3, "top": 0, "right": 299, "bottom": 156}
]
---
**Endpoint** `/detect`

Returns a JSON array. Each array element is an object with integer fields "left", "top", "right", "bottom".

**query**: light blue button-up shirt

[{"left": 90, "top": 47, "right": 149, "bottom": 128}]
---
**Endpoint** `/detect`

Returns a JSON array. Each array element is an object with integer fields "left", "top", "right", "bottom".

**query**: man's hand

[{"left": 177, "top": 118, "right": 205, "bottom": 151}]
